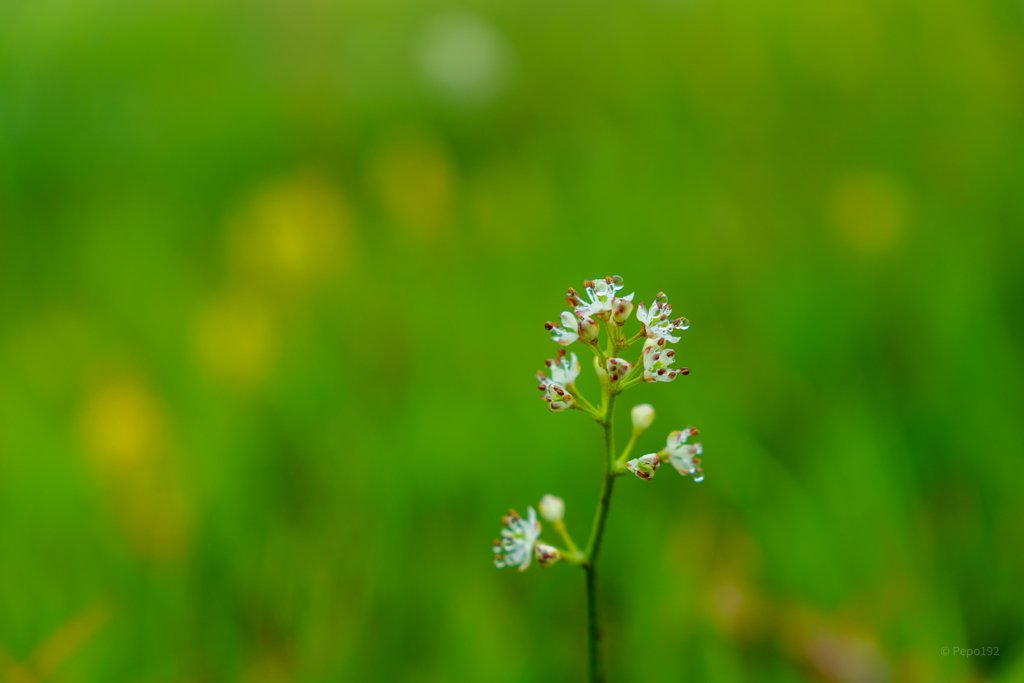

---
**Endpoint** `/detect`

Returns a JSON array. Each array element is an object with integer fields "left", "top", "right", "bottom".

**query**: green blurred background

[{"left": 1, "top": 0, "right": 1023, "bottom": 681}]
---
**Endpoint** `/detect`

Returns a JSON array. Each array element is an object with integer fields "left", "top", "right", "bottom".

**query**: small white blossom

[
  {"left": 636, "top": 292, "right": 690, "bottom": 343},
  {"left": 539, "top": 494, "right": 565, "bottom": 523},
  {"left": 665, "top": 428, "right": 704, "bottom": 482},
  {"left": 547, "top": 350, "right": 581, "bottom": 386},
  {"left": 493, "top": 507, "right": 542, "bottom": 571},
  {"left": 536, "top": 373, "right": 574, "bottom": 412},
  {"left": 631, "top": 404, "right": 655, "bottom": 432},
  {"left": 546, "top": 311, "right": 600, "bottom": 346},
  {"left": 642, "top": 338, "right": 687, "bottom": 383},
  {"left": 536, "top": 350, "right": 579, "bottom": 412},
  {"left": 534, "top": 542, "right": 562, "bottom": 568},
  {"left": 605, "top": 357, "right": 632, "bottom": 383},
  {"left": 568, "top": 275, "right": 634, "bottom": 321},
  {"left": 545, "top": 311, "right": 580, "bottom": 346},
  {"left": 626, "top": 453, "right": 661, "bottom": 481}
]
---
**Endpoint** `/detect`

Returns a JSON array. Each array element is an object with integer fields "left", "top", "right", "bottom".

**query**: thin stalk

[{"left": 583, "top": 392, "right": 617, "bottom": 683}]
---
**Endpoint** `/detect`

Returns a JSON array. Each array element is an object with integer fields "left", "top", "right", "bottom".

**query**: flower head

[
  {"left": 637, "top": 292, "right": 690, "bottom": 343},
  {"left": 539, "top": 494, "right": 565, "bottom": 523},
  {"left": 665, "top": 428, "right": 704, "bottom": 482},
  {"left": 537, "top": 350, "right": 579, "bottom": 412},
  {"left": 534, "top": 542, "right": 562, "bottom": 568},
  {"left": 631, "top": 404, "right": 655, "bottom": 432},
  {"left": 493, "top": 507, "right": 543, "bottom": 571},
  {"left": 568, "top": 275, "right": 634, "bottom": 321},
  {"left": 626, "top": 453, "right": 661, "bottom": 481},
  {"left": 642, "top": 338, "right": 688, "bottom": 383}
]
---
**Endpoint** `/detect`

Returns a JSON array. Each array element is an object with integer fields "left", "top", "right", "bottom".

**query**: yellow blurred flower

[
  {"left": 195, "top": 289, "right": 278, "bottom": 391},
  {"left": 228, "top": 172, "right": 353, "bottom": 294},
  {"left": 79, "top": 373, "right": 190, "bottom": 559},
  {"left": 371, "top": 130, "right": 456, "bottom": 241},
  {"left": 831, "top": 172, "right": 909, "bottom": 254},
  {"left": 80, "top": 373, "right": 166, "bottom": 474}
]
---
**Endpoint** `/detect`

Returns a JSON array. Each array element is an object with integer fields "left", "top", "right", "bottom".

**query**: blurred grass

[{"left": 1, "top": 0, "right": 1024, "bottom": 681}]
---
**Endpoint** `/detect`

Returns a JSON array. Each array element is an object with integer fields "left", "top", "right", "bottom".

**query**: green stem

[
  {"left": 583, "top": 392, "right": 617, "bottom": 683},
  {"left": 614, "top": 429, "right": 640, "bottom": 469}
]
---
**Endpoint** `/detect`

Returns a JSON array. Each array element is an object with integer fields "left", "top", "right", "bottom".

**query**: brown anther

[
  {"left": 583, "top": 280, "right": 594, "bottom": 289},
  {"left": 681, "top": 367, "right": 690, "bottom": 375},
  {"left": 690, "top": 427, "right": 700, "bottom": 436},
  {"left": 657, "top": 368, "right": 666, "bottom": 375},
  {"left": 545, "top": 321, "right": 554, "bottom": 330}
]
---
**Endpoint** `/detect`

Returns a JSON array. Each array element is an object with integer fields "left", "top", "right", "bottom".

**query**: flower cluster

[
  {"left": 536, "top": 349, "right": 581, "bottom": 412},
  {"left": 496, "top": 275, "right": 707, "bottom": 574},
  {"left": 543, "top": 275, "right": 691, "bottom": 392}
]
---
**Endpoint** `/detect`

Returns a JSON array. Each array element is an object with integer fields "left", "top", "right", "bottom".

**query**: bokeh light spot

[{"left": 831, "top": 172, "right": 908, "bottom": 254}]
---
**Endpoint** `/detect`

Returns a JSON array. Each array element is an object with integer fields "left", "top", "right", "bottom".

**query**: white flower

[
  {"left": 568, "top": 275, "right": 634, "bottom": 321},
  {"left": 631, "top": 404, "right": 655, "bottom": 432},
  {"left": 636, "top": 292, "right": 690, "bottom": 343},
  {"left": 545, "top": 311, "right": 580, "bottom": 346},
  {"left": 665, "top": 428, "right": 704, "bottom": 482},
  {"left": 605, "top": 357, "right": 632, "bottom": 383},
  {"left": 546, "top": 311, "right": 599, "bottom": 346},
  {"left": 537, "top": 351, "right": 579, "bottom": 412},
  {"left": 547, "top": 350, "right": 581, "bottom": 386},
  {"left": 626, "top": 453, "right": 661, "bottom": 481},
  {"left": 641, "top": 338, "right": 687, "bottom": 383},
  {"left": 539, "top": 494, "right": 565, "bottom": 523},
  {"left": 536, "top": 373, "right": 574, "bottom": 412},
  {"left": 534, "top": 542, "right": 561, "bottom": 568},
  {"left": 493, "top": 507, "right": 542, "bottom": 571}
]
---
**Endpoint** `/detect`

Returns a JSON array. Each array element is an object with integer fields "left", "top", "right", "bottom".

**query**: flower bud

[
  {"left": 578, "top": 315, "right": 600, "bottom": 343},
  {"left": 606, "top": 357, "right": 632, "bottom": 383},
  {"left": 539, "top": 494, "right": 565, "bottom": 524},
  {"left": 626, "top": 453, "right": 661, "bottom": 481},
  {"left": 631, "top": 404, "right": 655, "bottom": 432},
  {"left": 612, "top": 297, "right": 634, "bottom": 325},
  {"left": 535, "top": 543, "right": 562, "bottom": 568}
]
